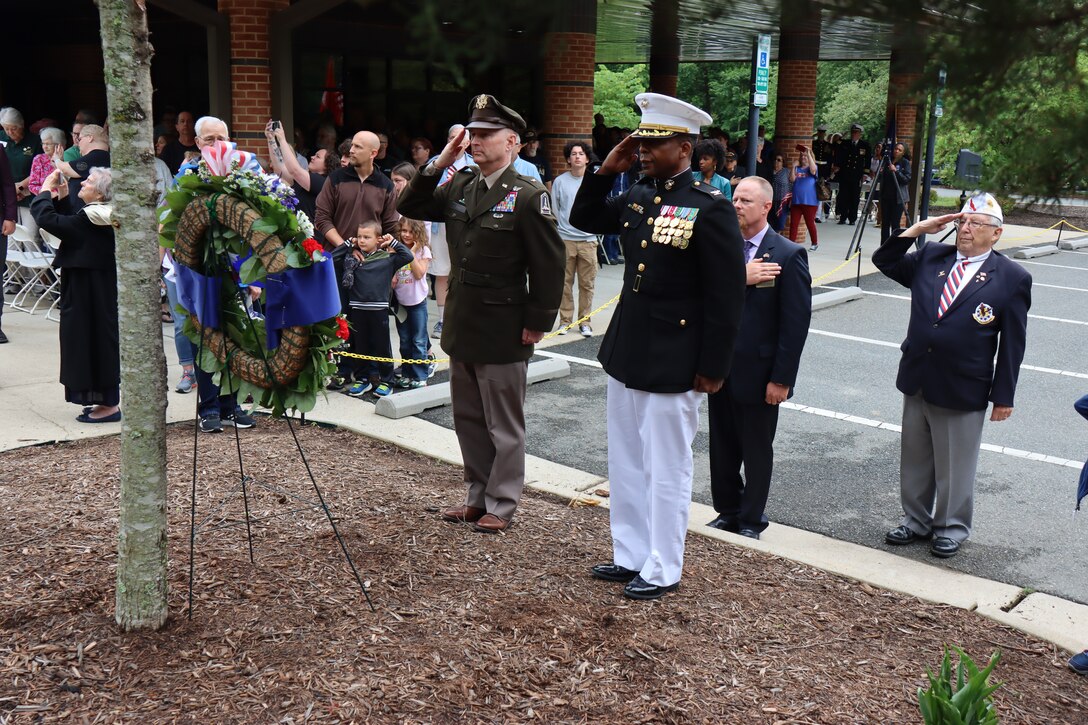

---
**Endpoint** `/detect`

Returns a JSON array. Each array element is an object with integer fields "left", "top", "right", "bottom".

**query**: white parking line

[
  {"left": 1034, "top": 282, "right": 1088, "bottom": 292},
  {"left": 807, "top": 329, "right": 1088, "bottom": 379},
  {"left": 843, "top": 289, "right": 1088, "bottom": 326},
  {"left": 542, "top": 338, "right": 1086, "bottom": 469},
  {"left": 1014, "top": 259, "right": 1088, "bottom": 272},
  {"left": 780, "top": 400, "right": 1083, "bottom": 470},
  {"left": 536, "top": 349, "right": 603, "bottom": 368}
]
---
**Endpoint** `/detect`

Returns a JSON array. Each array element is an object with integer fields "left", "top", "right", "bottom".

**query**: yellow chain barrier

[
  {"left": 811, "top": 250, "right": 861, "bottom": 285},
  {"left": 335, "top": 218, "right": 1085, "bottom": 367}
]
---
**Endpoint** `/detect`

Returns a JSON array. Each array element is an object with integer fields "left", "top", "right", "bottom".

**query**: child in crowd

[
  {"left": 392, "top": 217, "right": 432, "bottom": 389},
  {"left": 342, "top": 220, "right": 413, "bottom": 397}
]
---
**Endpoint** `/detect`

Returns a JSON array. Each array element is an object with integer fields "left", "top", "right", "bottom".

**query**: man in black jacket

[
  {"left": 571, "top": 93, "right": 746, "bottom": 600},
  {"left": 706, "top": 177, "right": 811, "bottom": 540}
]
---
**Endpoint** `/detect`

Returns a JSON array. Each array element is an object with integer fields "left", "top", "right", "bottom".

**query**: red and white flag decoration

[{"left": 319, "top": 57, "right": 344, "bottom": 127}]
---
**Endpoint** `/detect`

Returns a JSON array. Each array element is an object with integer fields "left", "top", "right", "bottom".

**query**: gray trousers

[
  {"left": 449, "top": 358, "right": 529, "bottom": 521},
  {"left": 899, "top": 393, "right": 986, "bottom": 542}
]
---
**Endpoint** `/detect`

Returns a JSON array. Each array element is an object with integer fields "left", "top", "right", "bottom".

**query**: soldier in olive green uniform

[
  {"left": 398, "top": 95, "right": 565, "bottom": 534},
  {"left": 571, "top": 93, "right": 746, "bottom": 600}
]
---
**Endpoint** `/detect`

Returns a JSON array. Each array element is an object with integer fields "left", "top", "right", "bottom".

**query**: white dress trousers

[{"left": 606, "top": 375, "right": 702, "bottom": 587}]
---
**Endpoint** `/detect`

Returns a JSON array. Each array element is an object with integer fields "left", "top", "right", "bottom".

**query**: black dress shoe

[
  {"left": 623, "top": 575, "right": 680, "bottom": 601},
  {"left": 885, "top": 525, "right": 930, "bottom": 545},
  {"left": 706, "top": 515, "right": 738, "bottom": 533},
  {"left": 930, "top": 537, "right": 961, "bottom": 558},
  {"left": 0, "top": 328, "right": 8, "bottom": 344},
  {"left": 591, "top": 563, "right": 639, "bottom": 582},
  {"left": 738, "top": 528, "right": 760, "bottom": 540}
]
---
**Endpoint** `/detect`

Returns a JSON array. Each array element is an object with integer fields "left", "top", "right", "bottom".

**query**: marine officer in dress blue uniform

[
  {"left": 873, "top": 193, "right": 1031, "bottom": 559},
  {"left": 571, "top": 93, "right": 747, "bottom": 600}
]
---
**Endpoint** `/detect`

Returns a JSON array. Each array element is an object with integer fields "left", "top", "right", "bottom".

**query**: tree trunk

[{"left": 98, "top": 0, "right": 170, "bottom": 631}]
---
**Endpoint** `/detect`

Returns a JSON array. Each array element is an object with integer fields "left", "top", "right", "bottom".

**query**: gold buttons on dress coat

[
  {"left": 653, "top": 196, "right": 661, "bottom": 204},
  {"left": 637, "top": 263, "right": 645, "bottom": 271},
  {"left": 680, "top": 319, "right": 687, "bottom": 326},
  {"left": 623, "top": 221, "right": 629, "bottom": 228},
  {"left": 646, "top": 217, "right": 654, "bottom": 225},
  {"left": 641, "top": 240, "right": 648, "bottom": 248},
  {"left": 693, "top": 181, "right": 700, "bottom": 186}
]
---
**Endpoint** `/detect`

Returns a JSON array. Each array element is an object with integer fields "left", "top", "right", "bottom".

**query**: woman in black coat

[
  {"left": 880, "top": 142, "right": 912, "bottom": 244},
  {"left": 30, "top": 167, "right": 120, "bottom": 423}
]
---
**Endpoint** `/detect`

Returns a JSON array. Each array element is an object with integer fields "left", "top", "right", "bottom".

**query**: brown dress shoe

[
  {"left": 441, "top": 505, "right": 485, "bottom": 523},
  {"left": 473, "top": 513, "right": 510, "bottom": 533}
]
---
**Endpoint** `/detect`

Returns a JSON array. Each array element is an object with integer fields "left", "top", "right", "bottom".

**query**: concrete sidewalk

[{"left": 3, "top": 219, "right": 1087, "bottom": 655}]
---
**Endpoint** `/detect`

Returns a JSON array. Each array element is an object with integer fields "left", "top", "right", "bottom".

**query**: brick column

[
  {"left": 542, "top": 0, "right": 597, "bottom": 176},
  {"left": 218, "top": 0, "right": 288, "bottom": 147},
  {"left": 648, "top": 0, "right": 679, "bottom": 95},
  {"left": 774, "top": 0, "right": 821, "bottom": 243},
  {"left": 887, "top": 42, "right": 926, "bottom": 220}
]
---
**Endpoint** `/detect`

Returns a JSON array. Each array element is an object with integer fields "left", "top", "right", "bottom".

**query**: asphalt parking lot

[{"left": 420, "top": 247, "right": 1088, "bottom": 605}]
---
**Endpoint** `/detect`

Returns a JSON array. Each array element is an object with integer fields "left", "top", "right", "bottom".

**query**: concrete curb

[
  {"left": 1058, "top": 234, "right": 1088, "bottom": 250},
  {"left": 374, "top": 358, "right": 571, "bottom": 419},
  {"left": 1012, "top": 245, "right": 1060, "bottom": 259},
  {"left": 811, "top": 286, "right": 863, "bottom": 311}
]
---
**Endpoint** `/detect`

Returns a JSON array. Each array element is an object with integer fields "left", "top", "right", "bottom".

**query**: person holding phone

[{"left": 788, "top": 145, "right": 820, "bottom": 251}]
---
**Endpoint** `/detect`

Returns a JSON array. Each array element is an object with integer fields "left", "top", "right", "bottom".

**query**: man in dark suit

[
  {"left": 835, "top": 123, "right": 870, "bottom": 225},
  {"left": 398, "top": 94, "right": 565, "bottom": 534},
  {"left": 706, "top": 177, "right": 811, "bottom": 540},
  {"left": 571, "top": 93, "right": 746, "bottom": 600},
  {"left": 873, "top": 193, "right": 1031, "bottom": 558}
]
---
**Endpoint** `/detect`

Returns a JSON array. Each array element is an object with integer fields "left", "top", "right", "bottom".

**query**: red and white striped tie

[{"left": 938, "top": 259, "right": 970, "bottom": 318}]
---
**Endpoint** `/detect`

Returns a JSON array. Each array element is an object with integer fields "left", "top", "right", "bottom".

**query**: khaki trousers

[
  {"left": 559, "top": 239, "right": 598, "bottom": 326},
  {"left": 449, "top": 358, "right": 529, "bottom": 521}
]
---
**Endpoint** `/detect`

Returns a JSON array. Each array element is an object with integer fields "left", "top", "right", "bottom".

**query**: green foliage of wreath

[{"left": 160, "top": 161, "right": 344, "bottom": 416}]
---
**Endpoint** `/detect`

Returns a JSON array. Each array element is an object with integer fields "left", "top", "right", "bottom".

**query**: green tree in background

[
  {"left": 815, "top": 61, "right": 888, "bottom": 139},
  {"left": 593, "top": 64, "right": 648, "bottom": 128}
]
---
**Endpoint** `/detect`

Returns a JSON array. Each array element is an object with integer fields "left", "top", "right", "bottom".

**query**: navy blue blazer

[
  {"left": 726, "top": 229, "right": 812, "bottom": 404},
  {"left": 872, "top": 231, "right": 1032, "bottom": 411}
]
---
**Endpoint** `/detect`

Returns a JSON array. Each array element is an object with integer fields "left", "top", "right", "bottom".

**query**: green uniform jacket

[{"left": 398, "top": 164, "right": 565, "bottom": 364}]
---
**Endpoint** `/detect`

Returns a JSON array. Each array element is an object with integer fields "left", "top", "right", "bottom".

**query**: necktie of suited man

[{"left": 938, "top": 259, "right": 970, "bottom": 318}]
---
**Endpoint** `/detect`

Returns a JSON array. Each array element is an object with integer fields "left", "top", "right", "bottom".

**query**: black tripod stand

[{"left": 185, "top": 243, "right": 375, "bottom": 618}]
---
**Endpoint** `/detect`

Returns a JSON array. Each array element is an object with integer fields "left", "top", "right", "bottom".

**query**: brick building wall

[
  {"left": 218, "top": 0, "right": 288, "bottom": 144},
  {"left": 774, "top": 0, "right": 822, "bottom": 242}
]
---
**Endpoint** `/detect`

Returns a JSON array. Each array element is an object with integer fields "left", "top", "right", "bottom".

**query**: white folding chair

[
  {"left": 4, "top": 224, "right": 36, "bottom": 305},
  {"left": 10, "top": 233, "right": 56, "bottom": 314}
]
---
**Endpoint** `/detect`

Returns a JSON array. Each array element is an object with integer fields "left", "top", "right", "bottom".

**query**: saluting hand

[
  {"left": 598, "top": 135, "right": 639, "bottom": 175},
  {"left": 902, "top": 212, "right": 962, "bottom": 238},
  {"left": 433, "top": 128, "right": 468, "bottom": 169}
]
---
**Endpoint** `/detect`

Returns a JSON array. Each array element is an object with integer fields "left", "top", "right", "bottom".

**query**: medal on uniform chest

[{"left": 654, "top": 205, "right": 698, "bottom": 247}]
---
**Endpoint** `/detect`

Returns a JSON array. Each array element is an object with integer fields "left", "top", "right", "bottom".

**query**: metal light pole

[{"left": 918, "top": 65, "right": 947, "bottom": 246}]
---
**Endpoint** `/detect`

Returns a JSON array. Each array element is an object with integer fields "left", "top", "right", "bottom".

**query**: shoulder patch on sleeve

[{"left": 539, "top": 191, "right": 553, "bottom": 217}]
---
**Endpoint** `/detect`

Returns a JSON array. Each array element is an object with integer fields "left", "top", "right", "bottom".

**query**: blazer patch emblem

[
  {"left": 539, "top": 192, "right": 552, "bottom": 216},
  {"left": 972, "top": 302, "right": 996, "bottom": 325},
  {"left": 491, "top": 190, "right": 519, "bottom": 213}
]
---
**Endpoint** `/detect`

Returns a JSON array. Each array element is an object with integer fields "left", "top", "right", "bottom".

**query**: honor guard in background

[
  {"left": 873, "top": 193, "right": 1031, "bottom": 559},
  {"left": 571, "top": 93, "right": 746, "bottom": 600},
  {"left": 398, "top": 94, "right": 565, "bottom": 534},
  {"left": 835, "top": 123, "right": 870, "bottom": 225}
]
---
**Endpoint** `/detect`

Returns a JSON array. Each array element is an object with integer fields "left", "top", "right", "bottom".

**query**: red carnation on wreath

[
  {"left": 302, "top": 237, "right": 324, "bottom": 260},
  {"left": 335, "top": 315, "right": 350, "bottom": 340}
]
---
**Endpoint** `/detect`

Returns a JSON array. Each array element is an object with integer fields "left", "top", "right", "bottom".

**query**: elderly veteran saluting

[
  {"left": 571, "top": 93, "right": 746, "bottom": 600},
  {"left": 874, "top": 193, "right": 1031, "bottom": 559},
  {"left": 398, "top": 95, "right": 565, "bottom": 534}
]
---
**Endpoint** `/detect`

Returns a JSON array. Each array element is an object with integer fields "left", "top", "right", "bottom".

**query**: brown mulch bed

[{"left": 1, "top": 421, "right": 1084, "bottom": 723}]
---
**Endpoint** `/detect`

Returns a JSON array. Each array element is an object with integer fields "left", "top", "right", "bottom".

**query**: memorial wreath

[{"left": 159, "top": 142, "right": 347, "bottom": 415}]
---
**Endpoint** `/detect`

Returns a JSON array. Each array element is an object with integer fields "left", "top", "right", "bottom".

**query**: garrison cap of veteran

[
  {"left": 465, "top": 94, "right": 527, "bottom": 135},
  {"left": 631, "top": 92, "right": 712, "bottom": 139},
  {"left": 960, "top": 192, "right": 1004, "bottom": 225}
]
